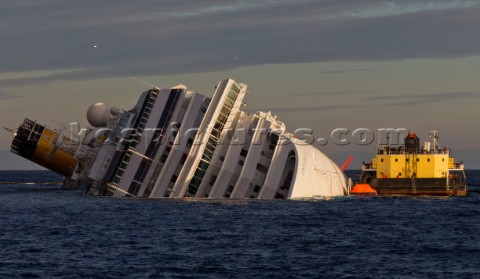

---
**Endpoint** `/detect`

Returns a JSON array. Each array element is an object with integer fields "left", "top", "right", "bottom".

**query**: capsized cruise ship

[{"left": 8, "top": 79, "right": 348, "bottom": 199}]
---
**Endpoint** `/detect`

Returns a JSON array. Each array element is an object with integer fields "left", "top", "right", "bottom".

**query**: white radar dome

[{"left": 86, "top": 103, "right": 110, "bottom": 127}]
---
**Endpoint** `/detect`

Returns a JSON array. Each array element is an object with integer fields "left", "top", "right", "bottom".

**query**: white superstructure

[{"left": 9, "top": 79, "right": 348, "bottom": 199}]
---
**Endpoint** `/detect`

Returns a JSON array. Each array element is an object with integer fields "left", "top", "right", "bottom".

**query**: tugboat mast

[{"left": 429, "top": 130, "right": 439, "bottom": 151}]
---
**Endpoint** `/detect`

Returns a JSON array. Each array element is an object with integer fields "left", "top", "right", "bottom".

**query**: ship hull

[{"left": 368, "top": 178, "right": 467, "bottom": 196}]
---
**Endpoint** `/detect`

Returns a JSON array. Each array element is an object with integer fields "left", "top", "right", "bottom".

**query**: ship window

[
  {"left": 186, "top": 138, "right": 194, "bottom": 148},
  {"left": 406, "top": 159, "right": 409, "bottom": 162},
  {"left": 180, "top": 153, "right": 187, "bottom": 164},
  {"left": 256, "top": 163, "right": 269, "bottom": 173},
  {"left": 380, "top": 159, "right": 384, "bottom": 162},
  {"left": 240, "top": 149, "right": 248, "bottom": 157},
  {"left": 253, "top": 185, "right": 261, "bottom": 193},
  {"left": 219, "top": 155, "right": 225, "bottom": 161},
  {"left": 210, "top": 175, "right": 217, "bottom": 185},
  {"left": 427, "top": 158, "right": 430, "bottom": 162},
  {"left": 190, "top": 177, "right": 202, "bottom": 187},
  {"left": 198, "top": 161, "right": 209, "bottom": 171},
  {"left": 201, "top": 107, "right": 207, "bottom": 113},
  {"left": 417, "top": 158, "right": 420, "bottom": 162},
  {"left": 395, "top": 158, "right": 398, "bottom": 162},
  {"left": 160, "top": 153, "right": 168, "bottom": 163},
  {"left": 119, "top": 162, "right": 128, "bottom": 170},
  {"left": 442, "top": 158, "right": 445, "bottom": 162},
  {"left": 238, "top": 160, "right": 244, "bottom": 166}
]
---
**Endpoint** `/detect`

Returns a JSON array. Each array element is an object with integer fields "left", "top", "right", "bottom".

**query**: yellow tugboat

[{"left": 354, "top": 131, "right": 467, "bottom": 196}]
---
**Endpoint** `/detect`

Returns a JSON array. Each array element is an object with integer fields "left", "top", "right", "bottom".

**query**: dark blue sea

[{"left": 1, "top": 170, "right": 479, "bottom": 279}]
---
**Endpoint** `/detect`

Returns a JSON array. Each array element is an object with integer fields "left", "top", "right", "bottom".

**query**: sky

[{"left": 1, "top": 0, "right": 479, "bottom": 169}]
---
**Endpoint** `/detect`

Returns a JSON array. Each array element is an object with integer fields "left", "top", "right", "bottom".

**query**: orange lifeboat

[{"left": 350, "top": 183, "right": 377, "bottom": 195}]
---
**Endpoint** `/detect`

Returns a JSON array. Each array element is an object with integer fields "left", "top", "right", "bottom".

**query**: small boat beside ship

[{"left": 352, "top": 131, "right": 467, "bottom": 196}]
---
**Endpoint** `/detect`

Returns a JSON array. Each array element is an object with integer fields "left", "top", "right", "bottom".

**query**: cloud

[
  {"left": 1, "top": 0, "right": 480, "bottom": 84},
  {"left": 293, "top": 90, "right": 374, "bottom": 96},
  {"left": 0, "top": 92, "right": 25, "bottom": 100},
  {"left": 247, "top": 104, "right": 357, "bottom": 113},
  {"left": 369, "top": 92, "right": 480, "bottom": 106},
  {"left": 317, "top": 69, "right": 371, "bottom": 75},
  {"left": 0, "top": 69, "right": 81, "bottom": 87},
  {"left": 328, "top": 1, "right": 479, "bottom": 19}
]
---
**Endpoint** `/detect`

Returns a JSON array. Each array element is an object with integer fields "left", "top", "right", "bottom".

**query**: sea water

[{"left": 1, "top": 170, "right": 479, "bottom": 278}]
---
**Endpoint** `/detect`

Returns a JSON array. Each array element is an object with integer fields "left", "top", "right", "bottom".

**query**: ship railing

[
  {"left": 361, "top": 168, "right": 376, "bottom": 172},
  {"left": 449, "top": 163, "right": 464, "bottom": 170},
  {"left": 361, "top": 163, "right": 373, "bottom": 170},
  {"left": 376, "top": 149, "right": 451, "bottom": 155}
]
